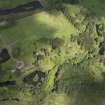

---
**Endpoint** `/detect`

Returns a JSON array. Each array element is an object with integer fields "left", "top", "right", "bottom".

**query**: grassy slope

[
  {"left": 0, "top": 11, "right": 77, "bottom": 64},
  {"left": 0, "top": 10, "right": 77, "bottom": 104},
  {"left": 0, "top": 1, "right": 105, "bottom": 105},
  {"left": 0, "top": 0, "right": 34, "bottom": 8}
]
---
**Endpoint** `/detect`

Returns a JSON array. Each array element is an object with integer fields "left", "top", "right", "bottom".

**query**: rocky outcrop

[
  {"left": 0, "top": 48, "right": 10, "bottom": 64},
  {"left": 23, "top": 71, "right": 46, "bottom": 86}
]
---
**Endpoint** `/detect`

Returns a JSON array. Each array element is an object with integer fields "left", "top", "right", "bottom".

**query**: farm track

[{"left": 0, "top": 1, "right": 43, "bottom": 15}]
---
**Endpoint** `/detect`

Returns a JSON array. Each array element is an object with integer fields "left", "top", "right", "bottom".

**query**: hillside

[{"left": 0, "top": 0, "right": 105, "bottom": 105}]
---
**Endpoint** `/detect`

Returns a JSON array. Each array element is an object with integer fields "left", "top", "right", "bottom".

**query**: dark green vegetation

[
  {"left": 0, "top": 0, "right": 105, "bottom": 105},
  {"left": 0, "top": 0, "right": 33, "bottom": 8}
]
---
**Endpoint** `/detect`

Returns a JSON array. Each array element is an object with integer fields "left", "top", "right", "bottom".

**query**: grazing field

[
  {"left": 0, "top": 11, "right": 77, "bottom": 64},
  {"left": 0, "top": 1, "right": 105, "bottom": 105}
]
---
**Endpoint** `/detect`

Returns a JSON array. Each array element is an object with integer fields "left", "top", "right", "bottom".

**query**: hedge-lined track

[{"left": 0, "top": 1, "right": 43, "bottom": 15}]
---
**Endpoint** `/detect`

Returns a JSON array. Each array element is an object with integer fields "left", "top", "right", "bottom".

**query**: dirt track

[{"left": 0, "top": 1, "right": 43, "bottom": 15}]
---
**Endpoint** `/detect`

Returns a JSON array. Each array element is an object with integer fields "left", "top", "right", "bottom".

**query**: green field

[
  {"left": 0, "top": 1, "right": 105, "bottom": 105},
  {"left": 0, "top": 11, "right": 77, "bottom": 64}
]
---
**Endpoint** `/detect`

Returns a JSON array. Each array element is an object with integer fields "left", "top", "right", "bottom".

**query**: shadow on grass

[
  {"left": 58, "top": 62, "right": 105, "bottom": 105},
  {"left": 78, "top": 0, "right": 105, "bottom": 18},
  {"left": 74, "top": 79, "right": 105, "bottom": 105},
  {"left": 71, "top": 70, "right": 105, "bottom": 105},
  {"left": 65, "top": 0, "right": 105, "bottom": 17}
]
